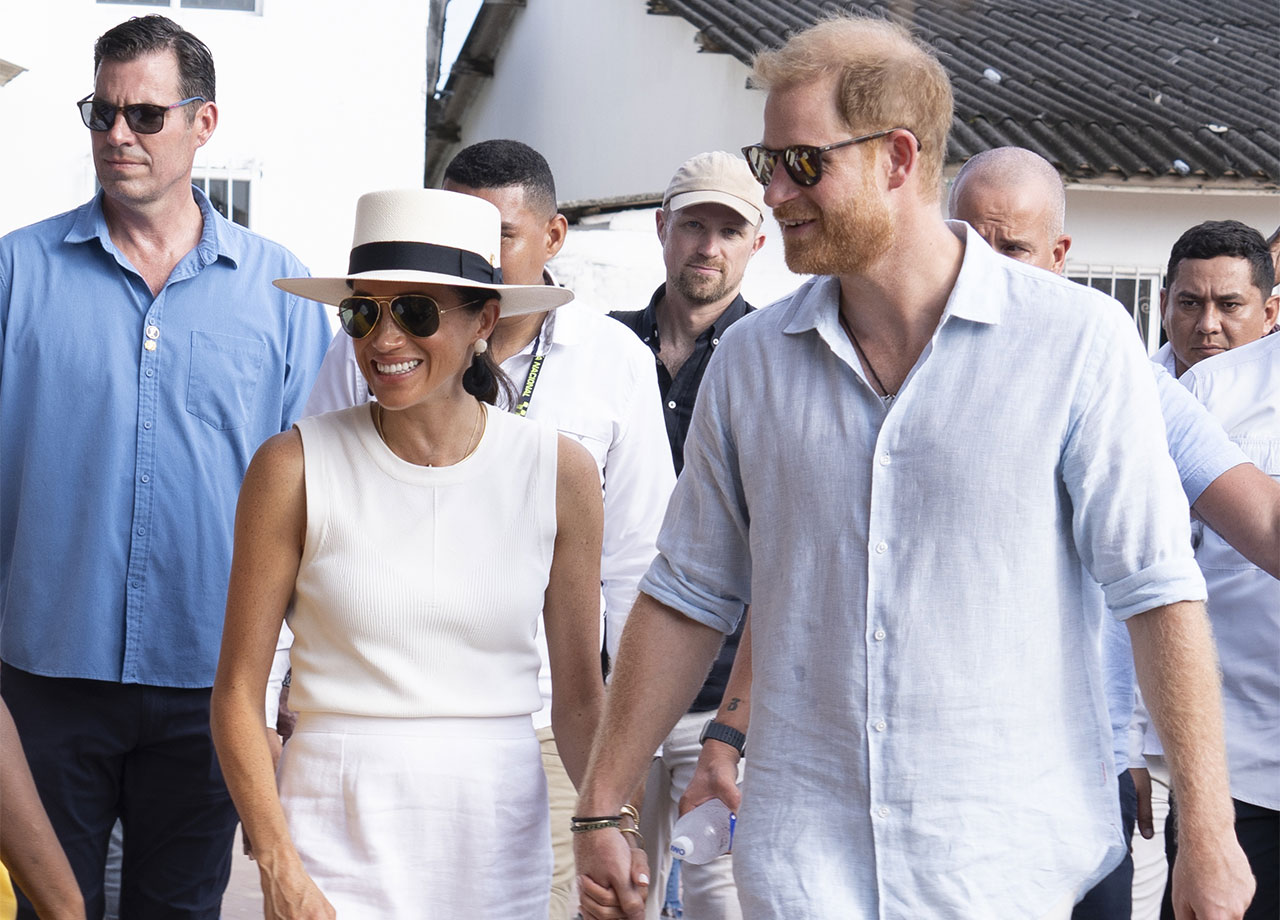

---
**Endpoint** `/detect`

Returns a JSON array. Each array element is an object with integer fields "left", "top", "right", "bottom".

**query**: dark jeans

[
  {"left": 0, "top": 663, "right": 238, "bottom": 920},
  {"left": 1163, "top": 791, "right": 1278, "bottom": 920},
  {"left": 1072, "top": 769, "right": 1137, "bottom": 920}
]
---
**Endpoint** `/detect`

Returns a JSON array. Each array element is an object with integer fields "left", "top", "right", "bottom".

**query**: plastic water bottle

[{"left": 669, "top": 797, "right": 736, "bottom": 865}]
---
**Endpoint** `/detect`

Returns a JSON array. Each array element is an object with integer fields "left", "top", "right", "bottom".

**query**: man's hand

[
  {"left": 1169, "top": 831, "right": 1255, "bottom": 920},
  {"left": 678, "top": 739, "right": 741, "bottom": 816},
  {"left": 276, "top": 675, "right": 297, "bottom": 744},
  {"left": 575, "top": 829, "right": 648, "bottom": 920},
  {"left": 1129, "top": 767, "right": 1154, "bottom": 841}
]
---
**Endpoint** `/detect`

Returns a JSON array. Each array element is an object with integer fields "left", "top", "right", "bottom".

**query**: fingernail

[{"left": 639, "top": 874, "right": 650, "bottom": 885}]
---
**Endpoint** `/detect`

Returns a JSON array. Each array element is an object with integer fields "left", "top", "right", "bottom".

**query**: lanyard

[{"left": 513, "top": 333, "right": 545, "bottom": 418}]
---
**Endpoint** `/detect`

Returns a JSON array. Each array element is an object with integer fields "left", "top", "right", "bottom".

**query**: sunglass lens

[
  {"left": 125, "top": 105, "right": 167, "bottom": 134},
  {"left": 390, "top": 295, "right": 441, "bottom": 338},
  {"left": 84, "top": 100, "right": 115, "bottom": 131},
  {"left": 785, "top": 147, "right": 821, "bottom": 186},
  {"left": 337, "top": 298, "right": 379, "bottom": 338},
  {"left": 743, "top": 147, "right": 773, "bottom": 186}
]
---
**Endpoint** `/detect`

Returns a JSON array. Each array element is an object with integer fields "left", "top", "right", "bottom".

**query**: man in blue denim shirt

[{"left": 0, "top": 16, "right": 330, "bottom": 918}]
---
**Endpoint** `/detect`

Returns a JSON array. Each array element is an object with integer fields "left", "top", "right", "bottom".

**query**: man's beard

[
  {"left": 671, "top": 261, "right": 736, "bottom": 305},
  {"left": 777, "top": 186, "right": 894, "bottom": 276}
]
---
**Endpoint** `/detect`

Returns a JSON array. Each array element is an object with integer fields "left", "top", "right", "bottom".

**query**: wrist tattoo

[{"left": 726, "top": 697, "right": 741, "bottom": 711}]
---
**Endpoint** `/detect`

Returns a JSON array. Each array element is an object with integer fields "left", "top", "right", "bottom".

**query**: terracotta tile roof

[{"left": 650, "top": 0, "right": 1280, "bottom": 182}]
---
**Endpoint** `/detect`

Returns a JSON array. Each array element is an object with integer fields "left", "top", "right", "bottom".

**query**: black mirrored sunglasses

[
  {"left": 76, "top": 93, "right": 206, "bottom": 135},
  {"left": 338, "top": 295, "right": 474, "bottom": 340},
  {"left": 741, "top": 128, "right": 918, "bottom": 188}
]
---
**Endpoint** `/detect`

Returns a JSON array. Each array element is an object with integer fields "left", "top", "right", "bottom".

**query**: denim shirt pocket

[{"left": 186, "top": 330, "right": 266, "bottom": 430}]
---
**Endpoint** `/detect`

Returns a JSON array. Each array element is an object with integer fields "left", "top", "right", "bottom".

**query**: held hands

[
  {"left": 575, "top": 828, "right": 649, "bottom": 920},
  {"left": 678, "top": 738, "right": 742, "bottom": 816}
]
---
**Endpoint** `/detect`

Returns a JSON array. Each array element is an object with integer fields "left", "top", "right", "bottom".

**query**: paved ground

[{"left": 221, "top": 826, "right": 265, "bottom": 919}]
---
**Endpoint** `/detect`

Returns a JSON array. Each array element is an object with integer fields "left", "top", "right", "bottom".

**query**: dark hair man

[
  {"left": 572, "top": 17, "right": 1252, "bottom": 920},
  {"left": 1151, "top": 219, "right": 1279, "bottom": 920},
  {"left": 609, "top": 151, "right": 765, "bottom": 920},
  {"left": 0, "top": 15, "right": 331, "bottom": 918},
  {"left": 302, "top": 139, "right": 675, "bottom": 920}
]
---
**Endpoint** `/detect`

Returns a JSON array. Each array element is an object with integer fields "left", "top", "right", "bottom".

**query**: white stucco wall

[
  {"left": 457, "top": 0, "right": 766, "bottom": 204},
  {"left": 0, "top": 0, "right": 428, "bottom": 273}
]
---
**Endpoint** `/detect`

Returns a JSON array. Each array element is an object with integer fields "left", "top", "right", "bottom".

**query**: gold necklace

[{"left": 374, "top": 401, "right": 486, "bottom": 467}]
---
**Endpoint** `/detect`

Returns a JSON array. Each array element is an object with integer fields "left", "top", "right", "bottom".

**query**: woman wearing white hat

[{"left": 211, "top": 189, "right": 606, "bottom": 918}]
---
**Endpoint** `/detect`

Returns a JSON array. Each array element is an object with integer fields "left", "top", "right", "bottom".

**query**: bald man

[{"left": 951, "top": 146, "right": 1280, "bottom": 920}]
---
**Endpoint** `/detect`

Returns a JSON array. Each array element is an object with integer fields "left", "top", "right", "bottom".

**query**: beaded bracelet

[{"left": 570, "top": 816, "right": 622, "bottom": 833}]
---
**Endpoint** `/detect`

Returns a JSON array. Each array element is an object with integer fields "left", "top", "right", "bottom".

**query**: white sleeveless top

[{"left": 288, "top": 404, "right": 558, "bottom": 719}]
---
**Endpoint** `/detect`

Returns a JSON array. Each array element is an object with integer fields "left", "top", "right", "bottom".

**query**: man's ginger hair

[{"left": 751, "top": 16, "right": 953, "bottom": 200}]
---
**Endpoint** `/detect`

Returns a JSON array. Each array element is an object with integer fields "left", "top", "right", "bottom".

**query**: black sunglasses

[
  {"left": 76, "top": 93, "right": 206, "bottom": 135},
  {"left": 337, "top": 294, "right": 475, "bottom": 340},
  {"left": 741, "top": 128, "right": 918, "bottom": 188}
]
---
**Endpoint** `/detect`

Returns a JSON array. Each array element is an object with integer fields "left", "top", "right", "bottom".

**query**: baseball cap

[{"left": 664, "top": 151, "right": 766, "bottom": 225}]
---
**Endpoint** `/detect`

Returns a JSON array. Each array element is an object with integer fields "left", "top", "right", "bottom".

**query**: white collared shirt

[
  {"left": 303, "top": 297, "right": 675, "bottom": 729},
  {"left": 1179, "top": 332, "right": 1280, "bottom": 809},
  {"left": 640, "top": 222, "right": 1205, "bottom": 918}
]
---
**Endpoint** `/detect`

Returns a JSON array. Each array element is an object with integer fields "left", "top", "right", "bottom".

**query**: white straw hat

[{"left": 274, "top": 188, "right": 573, "bottom": 316}]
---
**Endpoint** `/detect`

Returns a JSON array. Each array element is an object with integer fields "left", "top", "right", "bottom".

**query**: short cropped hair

[
  {"left": 1166, "top": 220, "right": 1274, "bottom": 299},
  {"left": 949, "top": 147, "right": 1066, "bottom": 235},
  {"left": 94, "top": 15, "right": 216, "bottom": 107},
  {"left": 444, "top": 140, "right": 558, "bottom": 218},
  {"left": 751, "top": 16, "right": 953, "bottom": 200}
]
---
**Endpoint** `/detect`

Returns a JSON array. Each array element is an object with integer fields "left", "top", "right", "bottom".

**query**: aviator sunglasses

[
  {"left": 337, "top": 294, "right": 478, "bottom": 340},
  {"left": 741, "top": 127, "right": 918, "bottom": 187},
  {"left": 77, "top": 93, "right": 206, "bottom": 135}
]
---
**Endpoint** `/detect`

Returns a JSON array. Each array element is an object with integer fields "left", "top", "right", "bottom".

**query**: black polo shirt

[{"left": 610, "top": 285, "right": 752, "bottom": 712}]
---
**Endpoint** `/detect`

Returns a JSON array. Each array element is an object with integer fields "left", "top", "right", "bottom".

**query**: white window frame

[
  {"left": 95, "top": 0, "right": 262, "bottom": 13},
  {"left": 1066, "top": 264, "right": 1165, "bottom": 356},
  {"left": 192, "top": 169, "right": 255, "bottom": 229}
]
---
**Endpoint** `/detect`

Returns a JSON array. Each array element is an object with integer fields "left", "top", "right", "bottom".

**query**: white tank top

[{"left": 288, "top": 404, "right": 557, "bottom": 719}]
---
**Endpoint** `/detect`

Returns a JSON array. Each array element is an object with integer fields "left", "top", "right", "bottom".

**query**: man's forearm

[
  {"left": 577, "top": 592, "right": 727, "bottom": 814},
  {"left": 711, "top": 610, "right": 752, "bottom": 735},
  {"left": 1126, "top": 600, "right": 1235, "bottom": 840}
]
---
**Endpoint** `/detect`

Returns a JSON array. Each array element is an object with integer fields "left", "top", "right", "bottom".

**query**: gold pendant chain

[{"left": 374, "top": 401, "right": 486, "bottom": 467}]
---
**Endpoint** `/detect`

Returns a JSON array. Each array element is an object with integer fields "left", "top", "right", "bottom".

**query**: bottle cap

[{"left": 670, "top": 835, "right": 692, "bottom": 858}]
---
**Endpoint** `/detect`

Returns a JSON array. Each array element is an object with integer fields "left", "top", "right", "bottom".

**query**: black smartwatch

[{"left": 699, "top": 719, "right": 746, "bottom": 757}]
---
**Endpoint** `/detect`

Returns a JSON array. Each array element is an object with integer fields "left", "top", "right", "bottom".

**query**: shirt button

[
  {"left": 875, "top": 720, "right": 887, "bottom": 732},
  {"left": 875, "top": 540, "right": 888, "bottom": 554},
  {"left": 131, "top": 581, "right": 140, "bottom": 589},
  {"left": 144, "top": 340, "right": 157, "bottom": 352},
  {"left": 874, "top": 628, "right": 886, "bottom": 641},
  {"left": 711, "top": 337, "right": 720, "bottom": 346},
  {"left": 140, "top": 474, "right": 150, "bottom": 483},
  {"left": 878, "top": 806, "right": 890, "bottom": 818},
  {"left": 137, "top": 527, "right": 145, "bottom": 536},
  {"left": 879, "top": 453, "right": 891, "bottom": 466},
  {"left": 145, "top": 368, "right": 154, "bottom": 377},
  {"left": 667, "top": 400, "right": 677, "bottom": 410},
  {"left": 143, "top": 421, "right": 152, "bottom": 429},
  {"left": 145, "top": 325, "right": 160, "bottom": 339}
]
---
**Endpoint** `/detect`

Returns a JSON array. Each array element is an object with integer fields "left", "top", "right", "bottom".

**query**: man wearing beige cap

[{"left": 610, "top": 151, "right": 765, "bottom": 920}]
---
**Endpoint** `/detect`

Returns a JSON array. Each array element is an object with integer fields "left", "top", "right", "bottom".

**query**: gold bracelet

[
  {"left": 619, "top": 803, "right": 641, "bottom": 827},
  {"left": 619, "top": 826, "right": 645, "bottom": 849}
]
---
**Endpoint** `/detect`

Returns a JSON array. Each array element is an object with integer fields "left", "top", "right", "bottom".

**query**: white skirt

[{"left": 278, "top": 712, "right": 551, "bottom": 919}]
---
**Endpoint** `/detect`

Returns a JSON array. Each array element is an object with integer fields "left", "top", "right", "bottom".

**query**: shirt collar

[
  {"left": 638, "top": 283, "right": 751, "bottom": 344},
  {"left": 782, "top": 220, "right": 1005, "bottom": 337},
  {"left": 63, "top": 185, "right": 240, "bottom": 270}
]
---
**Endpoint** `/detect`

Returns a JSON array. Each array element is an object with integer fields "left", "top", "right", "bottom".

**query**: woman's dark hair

[{"left": 454, "top": 286, "right": 513, "bottom": 406}]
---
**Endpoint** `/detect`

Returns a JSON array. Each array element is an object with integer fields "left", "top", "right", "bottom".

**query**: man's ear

[
  {"left": 545, "top": 213, "right": 568, "bottom": 260},
  {"left": 655, "top": 207, "right": 667, "bottom": 243},
  {"left": 1051, "top": 235, "right": 1072, "bottom": 275},
  {"left": 885, "top": 128, "right": 919, "bottom": 192}
]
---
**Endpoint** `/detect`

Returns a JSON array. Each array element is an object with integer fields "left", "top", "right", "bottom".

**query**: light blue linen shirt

[
  {"left": 0, "top": 188, "right": 331, "bottom": 687},
  {"left": 640, "top": 223, "right": 1206, "bottom": 918},
  {"left": 1100, "top": 364, "right": 1248, "bottom": 772}
]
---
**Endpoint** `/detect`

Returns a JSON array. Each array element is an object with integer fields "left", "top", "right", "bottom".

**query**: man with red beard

[
  {"left": 611, "top": 151, "right": 764, "bottom": 920},
  {"left": 573, "top": 15, "right": 1254, "bottom": 920}
]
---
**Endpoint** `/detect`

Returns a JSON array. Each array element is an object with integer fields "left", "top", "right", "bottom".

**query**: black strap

[
  {"left": 348, "top": 240, "right": 502, "bottom": 285},
  {"left": 513, "top": 333, "right": 545, "bottom": 418}
]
